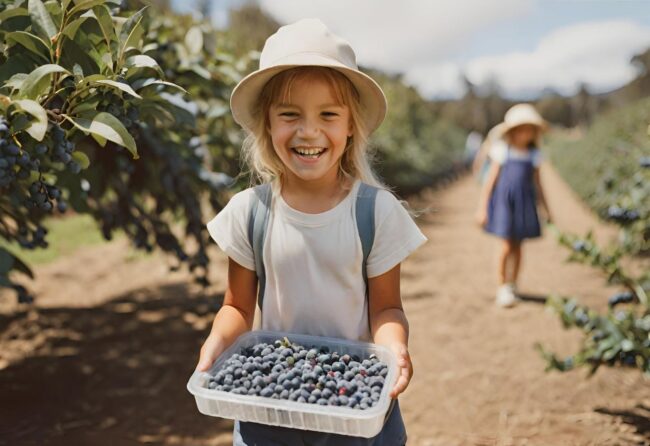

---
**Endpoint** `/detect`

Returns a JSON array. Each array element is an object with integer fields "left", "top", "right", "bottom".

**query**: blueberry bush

[
  {"left": 0, "top": 0, "right": 245, "bottom": 302},
  {"left": 537, "top": 101, "right": 650, "bottom": 375}
]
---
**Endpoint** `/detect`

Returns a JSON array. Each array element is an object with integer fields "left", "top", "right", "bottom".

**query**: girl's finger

[{"left": 390, "top": 375, "right": 408, "bottom": 398}]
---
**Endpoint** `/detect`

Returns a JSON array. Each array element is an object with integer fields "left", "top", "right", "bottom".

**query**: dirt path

[{"left": 1, "top": 164, "right": 649, "bottom": 446}]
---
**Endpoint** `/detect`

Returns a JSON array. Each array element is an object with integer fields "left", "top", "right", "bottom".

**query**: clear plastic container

[{"left": 187, "top": 330, "right": 397, "bottom": 438}]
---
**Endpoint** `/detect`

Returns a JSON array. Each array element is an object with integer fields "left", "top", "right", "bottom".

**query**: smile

[{"left": 292, "top": 147, "right": 327, "bottom": 158}]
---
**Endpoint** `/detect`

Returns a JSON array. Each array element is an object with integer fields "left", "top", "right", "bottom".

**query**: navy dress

[{"left": 485, "top": 147, "right": 541, "bottom": 240}]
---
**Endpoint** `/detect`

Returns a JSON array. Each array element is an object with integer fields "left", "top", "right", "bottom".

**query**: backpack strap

[
  {"left": 355, "top": 182, "right": 379, "bottom": 300},
  {"left": 247, "top": 183, "right": 272, "bottom": 318}
]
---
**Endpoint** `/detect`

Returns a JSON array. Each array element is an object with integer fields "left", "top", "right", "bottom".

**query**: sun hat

[
  {"left": 229, "top": 18, "right": 387, "bottom": 134},
  {"left": 497, "top": 103, "right": 548, "bottom": 137}
]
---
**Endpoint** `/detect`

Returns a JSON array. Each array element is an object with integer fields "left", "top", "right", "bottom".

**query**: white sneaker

[{"left": 496, "top": 283, "right": 517, "bottom": 308}]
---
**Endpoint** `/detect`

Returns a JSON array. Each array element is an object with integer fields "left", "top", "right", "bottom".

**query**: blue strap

[
  {"left": 355, "top": 182, "right": 379, "bottom": 298},
  {"left": 248, "top": 182, "right": 378, "bottom": 322},
  {"left": 247, "top": 183, "right": 272, "bottom": 319}
]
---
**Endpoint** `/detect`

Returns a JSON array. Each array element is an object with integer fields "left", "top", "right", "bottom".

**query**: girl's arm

[
  {"left": 533, "top": 167, "right": 552, "bottom": 224},
  {"left": 475, "top": 161, "right": 501, "bottom": 226},
  {"left": 471, "top": 140, "right": 490, "bottom": 176},
  {"left": 196, "top": 257, "right": 258, "bottom": 371},
  {"left": 368, "top": 263, "right": 411, "bottom": 399}
]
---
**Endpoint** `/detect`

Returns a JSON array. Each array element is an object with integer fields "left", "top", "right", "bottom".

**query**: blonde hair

[{"left": 240, "top": 66, "right": 386, "bottom": 192}]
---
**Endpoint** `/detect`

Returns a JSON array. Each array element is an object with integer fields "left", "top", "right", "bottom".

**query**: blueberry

[
  {"left": 208, "top": 381, "right": 217, "bottom": 389},
  {"left": 261, "top": 347, "right": 272, "bottom": 356},
  {"left": 328, "top": 396, "right": 339, "bottom": 406},
  {"left": 331, "top": 361, "right": 345, "bottom": 372},
  {"left": 317, "top": 398, "right": 328, "bottom": 405},
  {"left": 338, "top": 395, "right": 349, "bottom": 406},
  {"left": 260, "top": 387, "right": 273, "bottom": 398},
  {"left": 280, "top": 389, "right": 290, "bottom": 399},
  {"left": 322, "top": 388, "right": 333, "bottom": 399}
]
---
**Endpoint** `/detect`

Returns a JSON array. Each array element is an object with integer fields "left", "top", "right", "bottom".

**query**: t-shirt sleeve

[
  {"left": 206, "top": 189, "right": 256, "bottom": 271},
  {"left": 366, "top": 190, "right": 428, "bottom": 278},
  {"left": 488, "top": 141, "right": 508, "bottom": 165},
  {"left": 531, "top": 148, "right": 543, "bottom": 167}
]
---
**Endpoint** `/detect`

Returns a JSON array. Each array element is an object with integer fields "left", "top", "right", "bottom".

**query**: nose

[{"left": 296, "top": 115, "right": 320, "bottom": 139}]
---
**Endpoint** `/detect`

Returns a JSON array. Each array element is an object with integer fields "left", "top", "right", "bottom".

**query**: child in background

[
  {"left": 196, "top": 19, "right": 426, "bottom": 445},
  {"left": 476, "top": 104, "right": 552, "bottom": 307}
]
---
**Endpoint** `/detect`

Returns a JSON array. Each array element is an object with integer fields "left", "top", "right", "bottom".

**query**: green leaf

[
  {"left": 5, "top": 30, "right": 50, "bottom": 59},
  {"left": 125, "top": 54, "right": 162, "bottom": 73},
  {"left": 5, "top": 73, "right": 28, "bottom": 93},
  {"left": 13, "top": 99, "right": 48, "bottom": 141},
  {"left": 92, "top": 79, "right": 142, "bottom": 99},
  {"left": 131, "top": 78, "right": 188, "bottom": 94},
  {"left": 61, "top": 16, "right": 87, "bottom": 40},
  {"left": 118, "top": 7, "right": 147, "bottom": 63},
  {"left": 90, "top": 5, "right": 116, "bottom": 72},
  {"left": 68, "top": 0, "right": 106, "bottom": 17},
  {"left": 64, "top": 112, "right": 138, "bottom": 158},
  {"left": 71, "top": 151, "right": 90, "bottom": 169},
  {"left": 185, "top": 26, "right": 203, "bottom": 55},
  {"left": 0, "top": 248, "right": 33, "bottom": 279},
  {"left": 0, "top": 248, "right": 14, "bottom": 275},
  {"left": 28, "top": 0, "right": 57, "bottom": 40},
  {"left": 12, "top": 253, "right": 35, "bottom": 279},
  {"left": 19, "top": 64, "right": 70, "bottom": 100},
  {"left": 0, "top": 7, "right": 29, "bottom": 22}
]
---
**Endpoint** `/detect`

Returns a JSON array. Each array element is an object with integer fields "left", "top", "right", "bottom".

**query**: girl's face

[
  {"left": 508, "top": 124, "right": 538, "bottom": 148},
  {"left": 268, "top": 75, "right": 352, "bottom": 187}
]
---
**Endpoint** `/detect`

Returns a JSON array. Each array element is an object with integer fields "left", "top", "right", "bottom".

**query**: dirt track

[{"left": 1, "top": 164, "right": 649, "bottom": 446}]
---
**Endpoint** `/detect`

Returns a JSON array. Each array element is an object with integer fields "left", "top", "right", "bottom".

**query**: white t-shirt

[
  {"left": 489, "top": 140, "right": 542, "bottom": 167},
  {"left": 206, "top": 180, "right": 427, "bottom": 342}
]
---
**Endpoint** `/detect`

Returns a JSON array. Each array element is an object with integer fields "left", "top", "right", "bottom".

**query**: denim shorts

[{"left": 232, "top": 400, "right": 406, "bottom": 446}]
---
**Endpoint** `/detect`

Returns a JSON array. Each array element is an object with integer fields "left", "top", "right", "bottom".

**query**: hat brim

[
  {"left": 497, "top": 119, "right": 548, "bottom": 139},
  {"left": 230, "top": 53, "right": 387, "bottom": 134}
]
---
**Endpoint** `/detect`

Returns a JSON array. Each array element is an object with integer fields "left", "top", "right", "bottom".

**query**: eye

[
  {"left": 322, "top": 111, "right": 339, "bottom": 117},
  {"left": 279, "top": 112, "right": 298, "bottom": 117}
]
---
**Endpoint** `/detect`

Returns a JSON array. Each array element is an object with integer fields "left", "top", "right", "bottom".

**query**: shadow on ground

[
  {"left": 594, "top": 405, "right": 650, "bottom": 442},
  {"left": 0, "top": 283, "right": 230, "bottom": 446}
]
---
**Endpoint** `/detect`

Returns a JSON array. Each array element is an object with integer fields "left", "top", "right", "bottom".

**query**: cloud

[
  {"left": 258, "top": 0, "right": 533, "bottom": 71},
  {"left": 461, "top": 20, "right": 650, "bottom": 98},
  {"left": 256, "top": 2, "right": 650, "bottom": 99}
]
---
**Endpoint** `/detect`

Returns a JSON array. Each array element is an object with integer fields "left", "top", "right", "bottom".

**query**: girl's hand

[
  {"left": 389, "top": 342, "right": 413, "bottom": 399},
  {"left": 196, "top": 334, "right": 226, "bottom": 372}
]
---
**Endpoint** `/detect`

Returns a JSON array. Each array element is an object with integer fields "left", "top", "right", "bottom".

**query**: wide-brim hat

[
  {"left": 497, "top": 103, "right": 548, "bottom": 138},
  {"left": 230, "top": 18, "right": 387, "bottom": 135}
]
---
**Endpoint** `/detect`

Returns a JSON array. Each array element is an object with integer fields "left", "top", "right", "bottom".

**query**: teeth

[{"left": 294, "top": 147, "right": 325, "bottom": 156}]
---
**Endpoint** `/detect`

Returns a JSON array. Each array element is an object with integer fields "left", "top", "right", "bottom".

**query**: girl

[
  {"left": 196, "top": 19, "right": 427, "bottom": 445},
  {"left": 476, "top": 104, "right": 552, "bottom": 308}
]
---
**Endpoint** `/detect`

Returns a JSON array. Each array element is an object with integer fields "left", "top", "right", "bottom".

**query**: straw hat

[
  {"left": 498, "top": 103, "right": 548, "bottom": 138},
  {"left": 229, "top": 18, "right": 387, "bottom": 134}
]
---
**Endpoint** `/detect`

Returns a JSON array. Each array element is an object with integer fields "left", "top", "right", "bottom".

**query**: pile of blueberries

[{"left": 206, "top": 338, "right": 389, "bottom": 410}]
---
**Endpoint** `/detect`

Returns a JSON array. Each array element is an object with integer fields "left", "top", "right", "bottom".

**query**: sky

[{"left": 170, "top": 0, "right": 650, "bottom": 100}]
